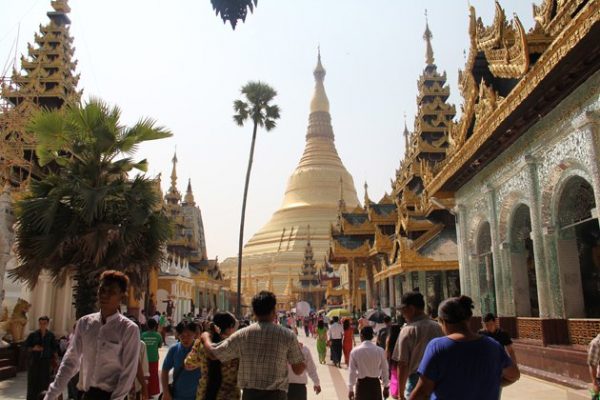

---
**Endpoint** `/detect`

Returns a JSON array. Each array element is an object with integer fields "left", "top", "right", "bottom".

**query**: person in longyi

[{"left": 348, "top": 326, "right": 390, "bottom": 400}]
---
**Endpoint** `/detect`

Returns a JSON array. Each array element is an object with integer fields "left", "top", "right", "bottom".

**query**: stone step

[
  {"left": 0, "top": 365, "right": 17, "bottom": 381},
  {"left": 0, "top": 358, "right": 13, "bottom": 368}
]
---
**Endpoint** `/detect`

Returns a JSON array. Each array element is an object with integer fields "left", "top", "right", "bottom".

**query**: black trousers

[
  {"left": 355, "top": 377, "right": 382, "bottom": 400},
  {"left": 330, "top": 339, "right": 342, "bottom": 364},
  {"left": 287, "top": 383, "right": 307, "bottom": 400},
  {"left": 81, "top": 387, "right": 112, "bottom": 400},
  {"left": 242, "top": 389, "right": 287, "bottom": 400},
  {"left": 27, "top": 358, "right": 52, "bottom": 400}
]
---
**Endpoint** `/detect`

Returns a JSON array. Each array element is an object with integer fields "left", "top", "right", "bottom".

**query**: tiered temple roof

[
  {"left": 0, "top": 0, "right": 81, "bottom": 188},
  {"left": 430, "top": 0, "right": 598, "bottom": 193}
]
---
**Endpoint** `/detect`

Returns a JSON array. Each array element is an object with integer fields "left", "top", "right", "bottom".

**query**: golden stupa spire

[
  {"left": 424, "top": 10, "right": 435, "bottom": 65},
  {"left": 310, "top": 46, "right": 330, "bottom": 113},
  {"left": 364, "top": 181, "right": 370, "bottom": 206},
  {"left": 184, "top": 178, "right": 195, "bottom": 206},
  {"left": 403, "top": 113, "right": 410, "bottom": 153}
]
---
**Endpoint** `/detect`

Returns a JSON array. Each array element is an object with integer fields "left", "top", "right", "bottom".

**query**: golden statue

[{"left": 0, "top": 298, "right": 32, "bottom": 345}]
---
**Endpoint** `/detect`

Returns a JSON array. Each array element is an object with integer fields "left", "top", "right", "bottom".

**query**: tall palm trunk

[
  {"left": 74, "top": 266, "right": 99, "bottom": 319},
  {"left": 237, "top": 122, "right": 259, "bottom": 317}
]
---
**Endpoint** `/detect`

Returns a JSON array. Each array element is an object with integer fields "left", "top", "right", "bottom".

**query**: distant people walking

[
  {"left": 386, "top": 324, "right": 402, "bottom": 399},
  {"left": 25, "top": 316, "right": 58, "bottom": 400},
  {"left": 408, "top": 296, "right": 520, "bottom": 400},
  {"left": 161, "top": 321, "right": 200, "bottom": 400},
  {"left": 141, "top": 318, "right": 163, "bottom": 397},
  {"left": 348, "top": 326, "right": 390, "bottom": 400},
  {"left": 342, "top": 318, "right": 356, "bottom": 366},
  {"left": 44, "top": 270, "right": 141, "bottom": 400},
  {"left": 315, "top": 320, "right": 328, "bottom": 364},
  {"left": 328, "top": 316, "right": 344, "bottom": 368},
  {"left": 588, "top": 332, "right": 600, "bottom": 398},
  {"left": 200, "top": 291, "right": 306, "bottom": 400},
  {"left": 185, "top": 311, "right": 241, "bottom": 400},
  {"left": 287, "top": 341, "right": 321, "bottom": 400},
  {"left": 159, "top": 312, "right": 167, "bottom": 344},
  {"left": 479, "top": 313, "right": 517, "bottom": 361},
  {"left": 392, "top": 291, "right": 443, "bottom": 399}
]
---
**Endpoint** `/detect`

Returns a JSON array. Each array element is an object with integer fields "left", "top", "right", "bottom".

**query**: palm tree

[
  {"left": 211, "top": 0, "right": 258, "bottom": 29},
  {"left": 233, "top": 81, "right": 280, "bottom": 316},
  {"left": 10, "top": 98, "right": 172, "bottom": 318}
]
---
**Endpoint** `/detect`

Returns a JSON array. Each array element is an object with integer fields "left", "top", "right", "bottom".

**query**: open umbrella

[
  {"left": 326, "top": 308, "right": 351, "bottom": 319},
  {"left": 366, "top": 309, "right": 389, "bottom": 324}
]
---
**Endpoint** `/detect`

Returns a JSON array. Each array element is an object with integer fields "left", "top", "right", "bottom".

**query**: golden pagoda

[
  {"left": 221, "top": 50, "right": 360, "bottom": 305},
  {"left": 0, "top": 0, "right": 81, "bottom": 188}
]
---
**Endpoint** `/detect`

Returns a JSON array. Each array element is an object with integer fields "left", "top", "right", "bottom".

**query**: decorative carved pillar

[
  {"left": 484, "top": 185, "right": 506, "bottom": 316},
  {"left": 525, "top": 155, "right": 559, "bottom": 318},
  {"left": 468, "top": 253, "right": 482, "bottom": 316},
  {"left": 455, "top": 205, "right": 472, "bottom": 298},
  {"left": 573, "top": 112, "right": 600, "bottom": 224},
  {"left": 388, "top": 275, "right": 396, "bottom": 308}
]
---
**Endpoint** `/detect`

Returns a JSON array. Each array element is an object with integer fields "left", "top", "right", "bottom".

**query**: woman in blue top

[{"left": 409, "top": 296, "right": 520, "bottom": 400}]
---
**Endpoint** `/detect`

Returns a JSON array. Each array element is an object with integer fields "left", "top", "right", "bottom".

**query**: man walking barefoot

[
  {"left": 44, "top": 271, "right": 140, "bottom": 400},
  {"left": 348, "top": 326, "right": 390, "bottom": 400}
]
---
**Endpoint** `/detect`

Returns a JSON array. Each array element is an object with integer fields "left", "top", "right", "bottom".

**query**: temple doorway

[
  {"left": 510, "top": 204, "right": 539, "bottom": 317},
  {"left": 476, "top": 221, "right": 496, "bottom": 315},
  {"left": 556, "top": 176, "right": 600, "bottom": 318}
]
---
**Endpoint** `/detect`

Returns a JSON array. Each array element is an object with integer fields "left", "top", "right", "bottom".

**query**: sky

[{"left": 0, "top": 0, "right": 535, "bottom": 260}]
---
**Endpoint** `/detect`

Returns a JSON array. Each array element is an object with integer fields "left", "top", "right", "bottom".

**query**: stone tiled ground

[{"left": 0, "top": 334, "right": 591, "bottom": 399}]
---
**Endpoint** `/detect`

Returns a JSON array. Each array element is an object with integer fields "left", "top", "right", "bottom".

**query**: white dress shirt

[
  {"left": 287, "top": 345, "right": 320, "bottom": 386},
  {"left": 348, "top": 340, "right": 390, "bottom": 391},
  {"left": 44, "top": 312, "right": 140, "bottom": 400},
  {"left": 328, "top": 322, "right": 344, "bottom": 340}
]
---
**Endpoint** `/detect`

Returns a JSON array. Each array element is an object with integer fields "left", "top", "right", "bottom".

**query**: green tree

[
  {"left": 10, "top": 98, "right": 172, "bottom": 318},
  {"left": 211, "top": 0, "right": 257, "bottom": 29},
  {"left": 233, "top": 81, "right": 280, "bottom": 315}
]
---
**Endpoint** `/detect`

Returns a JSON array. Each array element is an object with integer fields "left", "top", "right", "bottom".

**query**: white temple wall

[{"left": 455, "top": 70, "right": 600, "bottom": 319}]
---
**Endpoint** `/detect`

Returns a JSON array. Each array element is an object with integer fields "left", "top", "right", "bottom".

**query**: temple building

[
  {"left": 144, "top": 153, "right": 230, "bottom": 322},
  {"left": 428, "top": 0, "right": 599, "bottom": 385},
  {"left": 220, "top": 51, "right": 360, "bottom": 310},
  {"left": 0, "top": 0, "right": 81, "bottom": 335},
  {"left": 327, "top": 18, "right": 460, "bottom": 317}
]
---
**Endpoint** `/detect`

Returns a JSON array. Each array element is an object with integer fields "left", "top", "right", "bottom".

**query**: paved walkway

[{"left": 0, "top": 334, "right": 592, "bottom": 399}]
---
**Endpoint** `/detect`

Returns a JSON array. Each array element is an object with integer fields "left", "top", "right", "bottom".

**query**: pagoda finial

[
  {"left": 184, "top": 178, "right": 195, "bottom": 206},
  {"left": 364, "top": 181, "right": 370, "bottom": 205},
  {"left": 424, "top": 10, "right": 435, "bottom": 65},
  {"left": 310, "top": 47, "right": 330, "bottom": 113},
  {"left": 170, "top": 151, "right": 178, "bottom": 190},
  {"left": 51, "top": 0, "right": 71, "bottom": 13},
  {"left": 307, "top": 224, "right": 311, "bottom": 244},
  {"left": 403, "top": 113, "right": 410, "bottom": 152},
  {"left": 338, "top": 176, "right": 346, "bottom": 211}
]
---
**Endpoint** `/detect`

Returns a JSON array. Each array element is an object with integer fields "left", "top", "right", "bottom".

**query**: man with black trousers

[{"left": 25, "top": 316, "right": 58, "bottom": 400}]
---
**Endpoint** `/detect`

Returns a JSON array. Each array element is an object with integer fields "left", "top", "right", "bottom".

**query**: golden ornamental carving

[{"left": 428, "top": 0, "right": 598, "bottom": 196}]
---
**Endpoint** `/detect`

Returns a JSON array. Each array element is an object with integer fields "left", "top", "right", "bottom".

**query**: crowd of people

[{"left": 20, "top": 269, "right": 600, "bottom": 400}]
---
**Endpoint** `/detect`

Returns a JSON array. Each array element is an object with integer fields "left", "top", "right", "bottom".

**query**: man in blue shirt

[{"left": 161, "top": 321, "right": 200, "bottom": 400}]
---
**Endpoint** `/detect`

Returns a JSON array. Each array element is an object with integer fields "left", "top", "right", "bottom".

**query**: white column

[
  {"left": 524, "top": 155, "right": 556, "bottom": 318},
  {"left": 485, "top": 185, "right": 509, "bottom": 316}
]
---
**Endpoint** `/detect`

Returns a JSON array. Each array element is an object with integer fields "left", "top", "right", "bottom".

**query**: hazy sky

[{"left": 1, "top": 0, "right": 535, "bottom": 260}]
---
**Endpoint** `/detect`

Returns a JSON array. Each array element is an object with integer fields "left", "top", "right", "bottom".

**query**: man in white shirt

[
  {"left": 348, "top": 326, "right": 390, "bottom": 400},
  {"left": 328, "top": 316, "right": 344, "bottom": 367},
  {"left": 44, "top": 270, "right": 140, "bottom": 400},
  {"left": 287, "top": 341, "right": 321, "bottom": 400}
]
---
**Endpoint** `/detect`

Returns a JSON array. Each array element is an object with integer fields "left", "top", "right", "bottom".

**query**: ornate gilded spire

[
  {"left": 424, "top": 10, "right": 435, "bottom": 65},
  {"left": 364, "top": 181, "right": 370, "bottom": 206},
  {"left": 403, "top": 114, "right": 410, "bottom": 153},
  {"left": 165, "top": 151, "right": 181, "bottom": 204},
  {"left": 338, "top": 176, "right": 346, "bottom": 212},
  {"left": 184, "top": 178, "right": 195, "bottom": 206},
  {"left": 310, "top": 47, "right": 330, "bottom": 113},
  {"left": 170, "top": 152, "right": 178, "bottom": 189}
]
